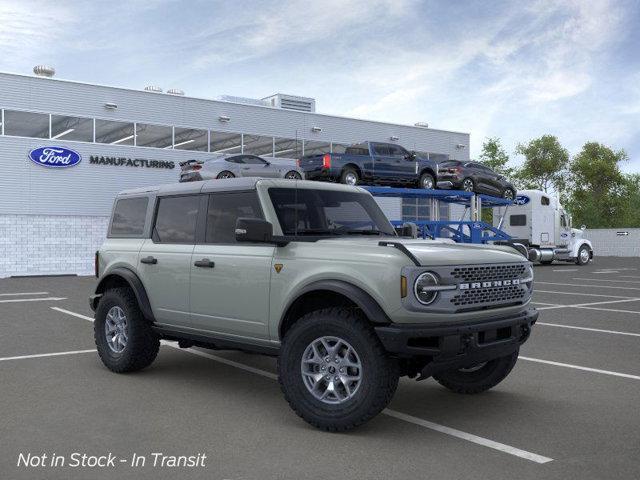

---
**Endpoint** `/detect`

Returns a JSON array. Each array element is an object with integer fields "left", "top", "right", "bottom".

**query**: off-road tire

[
  {"left": 94, "top": 287, "right": 160, "bottom": 373},
  {"left": 278, "top": 308, "right": 399, "bottom": 431},
  {"left": 433, "top": 350, "right": 519, "bottom": 394},
  {"left": 419, "top": 172, "right": 435, "bottom": 190},
  {"left": 340, "top": 168, "right": 359, "bottom": 186}
]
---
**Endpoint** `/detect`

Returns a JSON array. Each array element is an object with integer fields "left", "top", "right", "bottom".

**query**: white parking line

[
  {"left": 573, "top": 305, "right": 640, "bottom": 315},
  {"left": 572, "top": 278, "right": 640, "bottom": 284},
  {"left": 535, "top": 290, "right": 638, "bottom": 299},
  {"left": 0, "top": 297, "right": 67, "bottom": 304},
  {"left": 537, "top": 322, "right": 640, "bottom": 337},
  {"left": 535, "top": 298, "right": 640, "bottom": 311},
  {"left": 520, "top": 357, "right": 640, "bottom": 381},
  {"left": 552, "top": 269, "right": 578, "bottom": 272},
  {"left": 51, "top": 308, "right": 553, "bottom": 464},
  {"left": 531, "top": 301, "right": 561, "bottom": 306},
  {"left": 536, "top": 281, "right": 640, "bottom": 291},
  {"left": 0, "top": 291, "right": 49, "bottom": 297},
  {"left": 0, "top": 349, "right": 96, "bottom": 362},
  {"left": 618, "top": 275, "right": 640, "bottom": 279},
  {"left": 383, "top": 409, "right": 553, "bottom": 464}
]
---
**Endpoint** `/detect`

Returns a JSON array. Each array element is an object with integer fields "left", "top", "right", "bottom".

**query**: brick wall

[{"left": 0, "top": 215, "right": 109, "bottom": 277}]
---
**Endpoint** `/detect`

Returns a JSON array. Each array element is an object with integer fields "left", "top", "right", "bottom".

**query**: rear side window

[
  {"left": 541, "top": 196, "right": 550, "bottom": 205},
  {"left": 110, "top": 197, "right": 148, "bottom": 236},
  {"left": 372, "top": 144, "right": 390, "bottom": 156},
  {"left": 510, "top": 214, "right": 527, "bottom": 226},
  {"left": 153, "top": 195, "right": 200, "bottom": 244},
  {"left": 205, "top": 192, "right": 263, "bottom": 244}
]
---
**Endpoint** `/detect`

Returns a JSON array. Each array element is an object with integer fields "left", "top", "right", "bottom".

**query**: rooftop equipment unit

[
  {"left": 262, "top": 93, "right": 316, "bottom": 113},
  {"left": 144, "top": 85, "right": 163, "bottom": 93},
  {"left": 167, "top": 88, "right": 185, "bottom": 96},
  {"left": 33, "top": 65, "right": 55, "bottom": 78}
]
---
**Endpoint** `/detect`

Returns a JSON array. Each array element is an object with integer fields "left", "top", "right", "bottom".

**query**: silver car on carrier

[{"left": 180, "top": 154, "right": 305, "bottom": 182}]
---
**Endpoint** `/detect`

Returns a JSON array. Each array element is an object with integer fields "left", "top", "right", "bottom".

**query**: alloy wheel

[
  {"left": 462, "top": 179, "right": 474, "bottom": 192},
  {"left": 300, "top": 336, "right": 363, "bottom": 404},
  {"left": 344, "top": 172, "right": 358, "bottom": 185},
  {"left": 421, "top": 176, "right": 434, "bottom": 189},
  {"left": 105, "top": 306, "right": 128, "bottom": 353}
]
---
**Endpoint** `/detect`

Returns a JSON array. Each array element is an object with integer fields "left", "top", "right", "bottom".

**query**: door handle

[
  {"left": 194, "top": 258, "right": 215, "bottom": 268},
  {"left": 140, "top": 256, "right": 157, "bottom": 265}
]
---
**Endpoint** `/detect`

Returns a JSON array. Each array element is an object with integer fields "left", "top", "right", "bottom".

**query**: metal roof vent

[
  {"left": 167, "top": 88, "right": 185, "bottom": 96},
  {"left": 414, "top": 122, "right": 429, "bottom": 128},
  {"left": 144, "top": 85, "right": 163, "bottom": 93},
  {"left": 33, "top": 65, "right": 55, "bottom": 78}
]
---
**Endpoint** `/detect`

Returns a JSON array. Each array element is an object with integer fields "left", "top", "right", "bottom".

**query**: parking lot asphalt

[{"left": 1, "top": 257, "right": 640, "bottom": 480}]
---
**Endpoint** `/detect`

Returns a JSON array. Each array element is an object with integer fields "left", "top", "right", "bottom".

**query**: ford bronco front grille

[
  {"left": 451, "top": 264, "right": 527, "bottom": 283},
  {"left": 451, "top": 285, "right": 526, "bottom": 307}
]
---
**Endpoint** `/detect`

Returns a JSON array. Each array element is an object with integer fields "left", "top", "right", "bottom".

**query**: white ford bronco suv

[{"left": 91, "top": 178, "right": 537, "bottom": 431}]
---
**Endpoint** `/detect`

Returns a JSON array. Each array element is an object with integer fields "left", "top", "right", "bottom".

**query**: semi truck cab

[{"left": 494, "top": 189, "right": 593, "bottom": 265}]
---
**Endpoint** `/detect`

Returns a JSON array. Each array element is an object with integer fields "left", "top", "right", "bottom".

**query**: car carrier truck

[{"left": 493, "top": 189, "right": 593, "bottom": 265}]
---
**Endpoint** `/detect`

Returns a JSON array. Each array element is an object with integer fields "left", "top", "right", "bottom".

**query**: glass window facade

[
  {"left": 95, "top": 119, "right": 135, "bottom": 145},
  {"left": 51, "top": 115, "right": 94, "bottom": 142},
  {"left": 210, "top": 131, "right": 242, "bottom": 154},
  {"left": 173, "top": 127, "right": 208, "bottom": 151},
  {"left": 4, "top": 110, "right": 50, "bottom": 138},
  {"left": 273, "top": 137, "right": 302, "bottom": 158},
  {"left": 136, "top": 123, "right": 173, "bottom": 148}
]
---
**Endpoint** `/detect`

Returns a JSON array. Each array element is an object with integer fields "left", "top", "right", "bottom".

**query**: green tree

[
  {"left": 566, "top": 142, "right": 628, "bottom": 228},
  {"left": 619, "top": 174, "right": 640, "bottom": 227},
  {"left": 479, "top": 137, "right": 514, "bottom": 177},
  {"left": 515, "top": 135, "right": 569, "bottom": 193}
]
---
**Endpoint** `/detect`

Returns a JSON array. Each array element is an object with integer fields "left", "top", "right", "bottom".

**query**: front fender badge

[{"left": 274, "top": 263, "right": 284, "bottom": 273}]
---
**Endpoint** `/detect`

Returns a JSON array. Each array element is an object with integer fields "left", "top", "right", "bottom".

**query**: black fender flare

[
  {"left": 419, "top": 166, "right": 436, "bottom": 180},
  {"left": 92, "top": 267, "right": 155, "bottom": 322},
  {"left": 280, "top": 280, "right": 390, "bottom": 336}
]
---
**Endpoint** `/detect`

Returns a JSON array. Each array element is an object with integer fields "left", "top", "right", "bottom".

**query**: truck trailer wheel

[
  {"left": 278, "top": 308, "right": 399, "bottom": 431},
  {"left": 576, "top": 245, "right": 591, "bottom": 265},
  {"left": 433, "top": 350, "right": 519, "bottom": 394},
  {"left": 94, "top": 287, "right": 160, "bottom": 373}
]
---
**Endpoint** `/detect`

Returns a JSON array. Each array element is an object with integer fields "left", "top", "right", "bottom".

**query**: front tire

[
  {"left": 216, "top": 171, "right": 235, "bottom": 179},
  {"left": 433, "top": 350, "right": 519, "bottom": 394},
  {"left": 278, "top": 308, "right": 399, "bottom": 431},
  {"left": 94, "top": 287, "right": 160, "bottom": 373},
  {"left": 576, "top": 245, "right": 591, "bottom": 265}
]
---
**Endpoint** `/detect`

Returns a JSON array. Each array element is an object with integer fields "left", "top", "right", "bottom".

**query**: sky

[{"left": 1, "top": 0, "right": 639, "bottom": 171}]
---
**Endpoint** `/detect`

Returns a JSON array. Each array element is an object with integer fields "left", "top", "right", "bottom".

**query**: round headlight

[{"left": 414, "top": 272, "right": 440, "bottom": 305}]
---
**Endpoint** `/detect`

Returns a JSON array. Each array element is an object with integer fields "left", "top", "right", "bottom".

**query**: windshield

[{"left": 268, "top": 188, "right": 396, "bottom": 237}]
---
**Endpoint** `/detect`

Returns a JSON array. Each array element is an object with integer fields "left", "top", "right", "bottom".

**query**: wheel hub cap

[
  {"left": 345, "top": 173, "right": 357, "bottom": 185},
  {"left": 301, "top": 336, "right": 362, "bottom": 404},
  {"left": 105, "top": 306, "right": 128, "bottom": 353},
  {"left": 580, "top": 249, "right": 589, "bottom": 262}
]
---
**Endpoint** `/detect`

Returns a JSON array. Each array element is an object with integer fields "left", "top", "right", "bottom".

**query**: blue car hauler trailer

[{"left": 363, "top": 186, "right": 513, "bottom": 244}]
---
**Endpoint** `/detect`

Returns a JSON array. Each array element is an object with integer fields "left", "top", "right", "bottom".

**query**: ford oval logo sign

[
  {"left": 514, "top": 195, "right": 530, "bottom": 205},
  {"left": 28, "top": 146, "right": 82, "bottom": 168}
]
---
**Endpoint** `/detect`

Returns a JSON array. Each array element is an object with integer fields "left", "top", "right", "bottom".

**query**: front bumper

[{"left": 375, "top": 307, "right": 538, "bottom": 378}]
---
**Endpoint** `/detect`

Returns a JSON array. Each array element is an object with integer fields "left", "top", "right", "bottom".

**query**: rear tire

[
  {"left": 278, "top": 308, "right": 399, "bottom": 431},
  {"left": 285, "top": 171, "right": 302, "bottom": 180},
  {"left": 540, "top": 260, "right": 553, "bottom": 265},
  {"left": 433, "top": 350, "right": 519, "bottom": 394},
  {"left": 419, "top": 172, "right": 435, "bottom": 189},
  {"left": 216, "top": 171, "right": 235, "bottom": 179},
  {"left": 94, "top": 287, "right": 159, "bottom": 373},
  {"left": 340, "top": 168, "right": 359, "bottom": 186}
]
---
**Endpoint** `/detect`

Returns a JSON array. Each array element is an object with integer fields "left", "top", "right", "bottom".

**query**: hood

[{"left": 318, "top": 237, "right": 526, "bottom": 266}]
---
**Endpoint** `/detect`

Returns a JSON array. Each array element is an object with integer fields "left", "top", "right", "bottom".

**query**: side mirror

[
  {"left": 404, "top": 152, "right": 416, "bottom": 160},
  {"left": 235, "top": 218, "right": 274, "bottom": 243},
  {"left": 395, "top": 222, "right": 418, "bottom": 238},
  {"left": 581, "top": 224, "right": 586, "bottom": 230}
]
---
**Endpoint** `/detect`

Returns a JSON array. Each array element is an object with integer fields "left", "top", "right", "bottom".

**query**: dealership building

[{"left": 0, "top": 68, "right": 470, "bottom": 277}]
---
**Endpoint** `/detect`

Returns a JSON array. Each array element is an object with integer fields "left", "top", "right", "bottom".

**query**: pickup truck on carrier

[{"left": 299, "top": 141, "right": 439, "bottom": 189}]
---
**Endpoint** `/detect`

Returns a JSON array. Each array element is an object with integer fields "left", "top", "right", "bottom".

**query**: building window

[
  {"left": 172, "top": 127, "right": 208, "bottom": 151},
  {"left": 51, "top": 114, "right": 94, "bottom": 142},
  {"left": 243, "top": 135, "right": 275, "bottom": 156},
  {"left": 273, "top": 137, "right": 302, "bottom": 159},
  {"left": 135, "top": 123, "right": 173, "bottom": 149},
  {"left": 3, "top": 110, "right": 50, "bottom": 139},
  {"left": 402, "top": 198, "right": 431, "bottom": 222},
  {"left": 95, "top": 119, "right": 135, "bottom": 145},
  {"left": 303, "top": 140, "right": 331, "bottom": 156},
  {"left": 210, "top": 131, "right": 242, "bottom": 154}
]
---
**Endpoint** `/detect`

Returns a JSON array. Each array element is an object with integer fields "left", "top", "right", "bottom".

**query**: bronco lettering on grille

[{"left": 459, "top": 279, "right": 521, "bottom": 290}]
